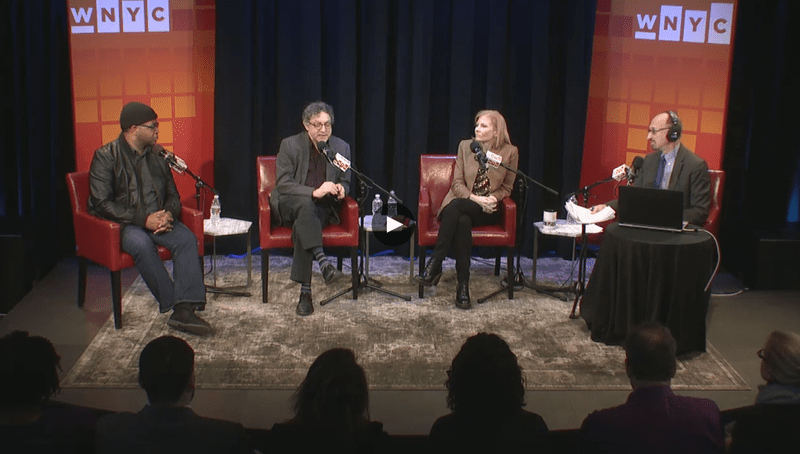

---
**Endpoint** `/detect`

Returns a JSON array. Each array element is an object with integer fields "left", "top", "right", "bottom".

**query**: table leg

[
  {"left": 410, "top": 231, "right": 415, "bottom": 281},
  {"left": 531, "top": 229, "right": 539, "bottom": 285},
  {"left": 212, "top": 236, "right": 217, "bottom": 287}
]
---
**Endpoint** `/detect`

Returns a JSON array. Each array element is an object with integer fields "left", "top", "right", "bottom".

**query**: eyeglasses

[
  {"left": 647, "top": 126, "right": 670, "bottom": 135},
  {"left": 138, "top": 122, "right": 159, "bottom": 130},
  {"left": 308, "top": 121, "right": 332, "bottom": 130}
]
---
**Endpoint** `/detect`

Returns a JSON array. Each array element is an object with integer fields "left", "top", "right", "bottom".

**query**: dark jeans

[
  {"left": 433, "top": 198, "right": 501, "bottom": 282},
  {"left": 121, "top": 220, "right": 205, "bottom": 313}
]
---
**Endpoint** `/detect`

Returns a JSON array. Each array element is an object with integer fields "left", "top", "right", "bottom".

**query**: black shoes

[
  {"left": 455, "top": 281, "right": 472, "bottom": 309},
  {"left": 321, "top": 263, "right": 345, "bottom": 286},
  {"left": 296, "top": 291, "right": 314, "bottom": 316},
  {"left": 168, "top": 302, "right": 213, "bottom": 335},
  {"left": 415, "top": 259, "right": 443, "bottom": 287}
]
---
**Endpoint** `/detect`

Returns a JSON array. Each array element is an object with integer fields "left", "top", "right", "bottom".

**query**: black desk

[{"left": 580, "top": 223, "right": 714, "bottom": 354}]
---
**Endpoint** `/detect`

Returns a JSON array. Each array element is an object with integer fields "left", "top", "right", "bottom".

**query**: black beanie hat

[{"left": 120, "top": 102, "right": 158, "bottom": 130}]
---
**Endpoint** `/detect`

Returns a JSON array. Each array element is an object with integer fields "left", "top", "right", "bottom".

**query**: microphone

[
  {"left": 612, "top": 163, "right": 630, "bottom": 181},
  {"left": 627, "top": 156, "right": 644, "bottom": 185},
  {"left": 158, "top": 149, "right": 187, "bottom": 174},
  {"left": 470, "top": 140, "right": 488, "bottom": 170},
  {"left": 318, "top": 141, "right": 351, "bottom": 172},
  {"left": 486, "top": 150, "right": 502, "bottom": 169}
]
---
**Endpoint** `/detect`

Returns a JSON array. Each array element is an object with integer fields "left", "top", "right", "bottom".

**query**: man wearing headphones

[{"left": 592, "top": 111, "right": 711, "bottom": 226}]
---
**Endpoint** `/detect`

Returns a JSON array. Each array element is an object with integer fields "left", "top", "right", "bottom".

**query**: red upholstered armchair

[
  {"left": 704, "top": 170, "right": 725, "bottom": 237},
  {"left": 417, "top": 155, "right": 516, "bottom": 299},
  {"left": 257, "top": 156, "right": 360, "bottom": 304},
  {"left": 66, "top": 172, "right": 204, "bottom": 329}
]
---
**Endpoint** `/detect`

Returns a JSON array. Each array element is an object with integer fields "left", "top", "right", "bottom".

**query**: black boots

[
  {"left": 455, "top": 281, "right": 471, "bottom": 309},
  {"left": 296, "top": 291, "right": 313, "bottom": 316},
  {"left": 168, "top": 302, "right": 213, "bottom": 335},
  {"left": 415, "top": 258, "right": 443, "bottom": 287}
]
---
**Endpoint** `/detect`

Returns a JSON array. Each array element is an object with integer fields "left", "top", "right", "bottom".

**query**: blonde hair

[
  {"left": 474, "top": 110, "right": 512, "bottom": 150},
  {"left": 762, "top": 331, "right": 800, "bottom": 386}
]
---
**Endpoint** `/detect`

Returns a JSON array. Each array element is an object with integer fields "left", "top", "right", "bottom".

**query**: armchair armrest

[
  {"left": 73, "top": 212, "right": 123, "bottom": 269},
  {"left": 180, "top": 206, "right": 204, "bottom": 256},
  {"left": 338, "top": 196, "right": 359, "bottom": 232},
  {"left": 500, "top": 197, "right": 517, "bottom": 241},
  {"left": 258, "top": 192, "right": 273, "bottom": 237},
  {"left": 417, "top": 188, "right": 432, "bottom": 234}
]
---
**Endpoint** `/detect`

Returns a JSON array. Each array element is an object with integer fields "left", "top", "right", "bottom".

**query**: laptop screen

[{"left": 617, "top": 186, "right": 684, "bottom": 232}]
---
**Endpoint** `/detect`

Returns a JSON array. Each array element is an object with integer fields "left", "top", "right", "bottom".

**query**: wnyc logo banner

[
  {"left": 69, "top": 0, "right": 170, "bottom": 34},
  {"left": 635, "top": 2, "right": 733, "bottom": 44}
]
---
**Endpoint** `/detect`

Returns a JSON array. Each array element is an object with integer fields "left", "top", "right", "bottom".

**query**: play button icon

[
  {"left": 372, "top": 202, "right": 416, "bottom": 247},
  {"left": 386, "top": 216, "right": 403, "bottom": 233}
]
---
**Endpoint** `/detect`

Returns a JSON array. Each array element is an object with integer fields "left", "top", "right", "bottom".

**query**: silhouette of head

[
  {"left": 445, "top": 332, "right": 526, "bottom": 417},
  {"left": 292, "top": 348, "right": 369, "bottom": 433},
  {"left": 759, "top": 331, "right": 800, "bottom": 386},
  {"left": 625, "top": 322, "right": 677, "bottom": 383},
  {"left": 0, "top": 331, "right": 61, "bottom": 406},
  {"left": 138, "top": 336, "right": 195, "bottom": 404}
]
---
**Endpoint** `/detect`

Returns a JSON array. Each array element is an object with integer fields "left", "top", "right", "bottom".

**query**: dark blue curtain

[
  {"left": 1, "top": 0, "right": 75, "bottom": 281},
  {"left": 214, "top": 0, "right": 598, "bottom": 256},
  {"left": 720, "top": 0, "right": 800, "bottom": 267}
]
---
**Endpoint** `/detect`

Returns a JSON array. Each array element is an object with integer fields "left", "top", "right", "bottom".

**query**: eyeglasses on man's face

[
  {"left": 647, "top": 126, "right": 670, "bottom": 135},
  {"left": 308, "top": 121, "right": 332, "bottom": 131},
  {"left": 138, "top": 122, "right": 159, "bottom": 130}
]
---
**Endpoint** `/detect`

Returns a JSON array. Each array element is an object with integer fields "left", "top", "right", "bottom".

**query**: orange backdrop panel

[
  {"left": 67, "top": 0, "right": 216, "bottom": 212},
  {"left": 580, "top": 0, "right": 736, "bottom": 205}
]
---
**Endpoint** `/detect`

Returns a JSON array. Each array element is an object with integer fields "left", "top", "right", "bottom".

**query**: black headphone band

[{"left": 665, "top": 110, "right": 682, "bottom": 142}]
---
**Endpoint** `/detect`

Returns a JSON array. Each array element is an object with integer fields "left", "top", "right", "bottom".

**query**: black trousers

[
  {"left": 277, "top": 195, "right": 337, "bottom": 284},
  {"left": 433, "top": 198, "right": 501, "bottom": 282}
]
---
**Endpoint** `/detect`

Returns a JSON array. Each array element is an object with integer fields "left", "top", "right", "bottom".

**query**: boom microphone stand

[
  {"left": 477, "top": 163, "right": 559, "bottom": 304},
  {"left": 320, "top": 164, "right": 412, "bottom": 306}
]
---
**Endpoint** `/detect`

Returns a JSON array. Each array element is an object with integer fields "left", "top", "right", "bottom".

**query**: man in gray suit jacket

[
  {"left": 270, "top": 102, "right": 351, "bottom": 316},
  {"left": 593, "top": 111, "right": 711, "bottom": 226}
]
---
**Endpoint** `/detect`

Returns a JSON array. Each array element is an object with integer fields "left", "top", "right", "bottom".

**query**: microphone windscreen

[
  {"left": 317, "top": 141, "right": 329, "bottom": 151},
  {"left": 631, "top": 155, "right": 644, "bottom": 170},
  {"left": 470, "top": 140, "right": 482, "bottom": 153}
]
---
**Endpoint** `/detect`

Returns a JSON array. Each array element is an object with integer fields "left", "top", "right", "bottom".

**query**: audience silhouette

[
  {"left": 0, "top": 330, "right": 96, "bottom": 453},
  {"left": 270, "top": 347, "right": 389, "bottom": 452},
  {"left": 429, "top": 332, "right": 551, "bottom": 453},
  {"left": 729, "top": 330, "right": 800, "bottom": 453},
  {"left": 579, "top": 322, "right": 724, "bottom": 453},
  {"left": 96, "top": 335, "right": 254, "bottom": 453}
]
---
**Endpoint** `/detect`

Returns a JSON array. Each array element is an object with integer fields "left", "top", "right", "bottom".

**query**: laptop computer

[{"left": 617, "top": 186, "right": 685, "bottom": 232}]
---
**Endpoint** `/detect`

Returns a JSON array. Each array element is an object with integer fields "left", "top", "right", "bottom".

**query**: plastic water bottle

[
  {"left": 371, "top": 194, "right": 383, "bottom": 215},
  {"left": 387, "top": 190, "right": 398, "bottom": 217},
  {"left": 210, "top": 195, "right": 221, "bottom": 224}
]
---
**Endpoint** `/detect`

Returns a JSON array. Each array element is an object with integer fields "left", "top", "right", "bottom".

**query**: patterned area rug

[{"left": 62, "top": 255, "right": 748, "bottom": 391}]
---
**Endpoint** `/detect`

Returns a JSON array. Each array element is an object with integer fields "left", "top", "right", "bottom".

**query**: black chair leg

[
  {"left": 110, "top": 270, "right": 122, "bottom": 329},
  {"left": 494, "top": 251, "right": 501, "bottom": 276},
  {"left": 507, "top": 247, "right": 514, "bottom": 299},
  {"left": 418, "top": 247, "right": 426, "bottom": 298},
  {"left": 261, "top": 252, "right": 269, "bottom": 303},
  {"left": 77, "top": 257, "right": 87, "bottom": 308}
]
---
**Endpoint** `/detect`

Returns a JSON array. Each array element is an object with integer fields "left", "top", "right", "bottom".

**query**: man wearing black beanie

[{"left": 87, "top": 102, "right": 212, "bottom": 335}]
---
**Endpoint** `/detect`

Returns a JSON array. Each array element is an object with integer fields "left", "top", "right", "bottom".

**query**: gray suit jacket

[
  {"left": 609, "top": 144, "right": 710, "bottom": 225},
  {"left": 269, "top": 131, "right": 352, "bottom": 226}
]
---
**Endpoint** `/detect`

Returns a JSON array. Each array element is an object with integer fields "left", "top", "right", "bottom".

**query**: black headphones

[{"left": 665, "top": 110, "right": 682, "bottom": 142}]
